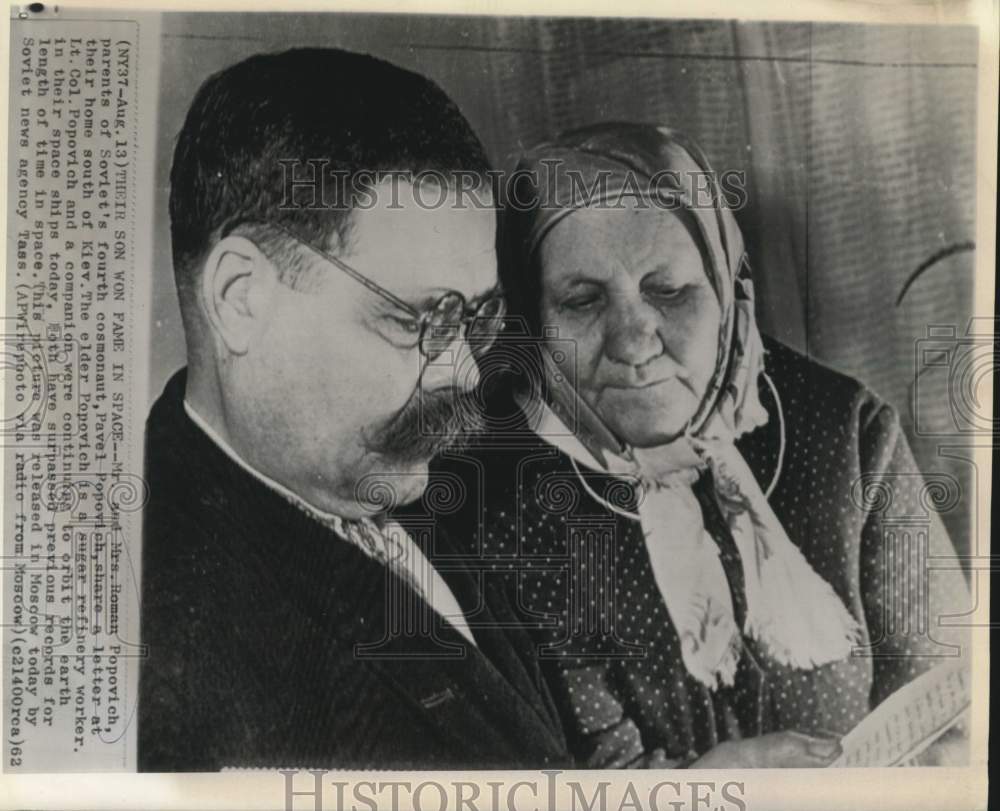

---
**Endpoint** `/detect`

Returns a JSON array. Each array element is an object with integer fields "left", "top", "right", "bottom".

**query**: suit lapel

[
  {"left": 281, "top": 527, "right": 564, "bottom": 762},
  {"left": 422, "top": 529, "right": 567, "bottom": 748}
]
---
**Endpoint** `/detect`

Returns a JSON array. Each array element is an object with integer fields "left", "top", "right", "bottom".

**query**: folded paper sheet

[{"left": 830, "top": 659, "right": 970, "bottom": 767}]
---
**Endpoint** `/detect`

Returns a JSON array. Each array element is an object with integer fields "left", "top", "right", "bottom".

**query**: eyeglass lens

[{"left": 422, "top": 294, "right": 505, "bottom": 360}]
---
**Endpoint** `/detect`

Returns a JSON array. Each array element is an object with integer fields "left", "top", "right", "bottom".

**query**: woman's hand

[
  {"left": 689, "top": 731, "right": 842, "bottom": 768},
  {"left": 910, "top": 723, "right": 968, "bottom": 766}
]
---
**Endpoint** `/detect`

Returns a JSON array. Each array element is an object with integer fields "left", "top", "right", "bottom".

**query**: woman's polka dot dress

[{"left": 437, "top": 337, "right": 970, "bottom": 767}]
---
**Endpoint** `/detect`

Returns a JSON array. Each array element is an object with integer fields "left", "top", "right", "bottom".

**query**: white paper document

[{"left": 831, "top": 660, "right": 970, "bottom": 768}]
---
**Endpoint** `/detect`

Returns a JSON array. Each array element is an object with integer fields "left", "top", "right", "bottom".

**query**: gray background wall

[{"left": 148, "top": 13, "right": 979, "bottom": 550}]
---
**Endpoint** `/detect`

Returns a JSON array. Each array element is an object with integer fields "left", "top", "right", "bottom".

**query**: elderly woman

[{"left": 439, "top": 122, "right": 970, "bottom": 768}]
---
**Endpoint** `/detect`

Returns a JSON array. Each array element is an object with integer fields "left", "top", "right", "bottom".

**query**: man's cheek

[
  {"left": 356, "top": 365, "right": 413, "bottom": 409},
  {"left": 353, "top": 461, "right": 430, "bottom": 512}
]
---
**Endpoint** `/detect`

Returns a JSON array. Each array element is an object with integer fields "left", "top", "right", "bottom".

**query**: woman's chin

[
  {"left": 616, "top": 422, "right": 689, "bottom": 448},
  {"left": 602, "top": 408, "right": 693, "bottom": 448},
  {"left": 597, "top": 391, "right": 697, "bottom": 448}
]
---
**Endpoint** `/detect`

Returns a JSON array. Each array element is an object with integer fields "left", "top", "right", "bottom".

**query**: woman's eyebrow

[
  {"left": 640, "top": 263, "right": 674, "bottom": 278},
  {"left": 556, "top": 273, "right": 606, "bottom": 289},
  {"left": 641, "top": 262, "right": 697, "bottom": 282}
]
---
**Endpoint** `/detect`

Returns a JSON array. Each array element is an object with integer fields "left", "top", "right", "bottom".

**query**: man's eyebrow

[
  {"left": 374, "top": 290, "right": 442, "bottom": 315},
  {"left": 470, "top": 283, "right": 504, "bottom": 304},
  {"left": 370, "top": 295, "right": 424, "bottom": 317},
  {"left": 405, "top": 285, "right": 503, "bottom": 312},
  {"left": 408, "top": 291, "right": 448, "bottom": 311}
]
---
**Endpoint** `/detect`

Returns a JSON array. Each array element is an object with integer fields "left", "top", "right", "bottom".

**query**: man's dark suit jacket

[{"left": 137, "top": 369, "right": 569, "bottom": 771}]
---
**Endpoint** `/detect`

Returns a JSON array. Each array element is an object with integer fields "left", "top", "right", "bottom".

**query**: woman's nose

[{"left": 603, "top": 298, "right": 664, "bottom": 367}]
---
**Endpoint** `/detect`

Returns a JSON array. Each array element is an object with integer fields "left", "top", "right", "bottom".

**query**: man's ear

[{"left": 200, "top": 235, "right": 278, "bottom": 355}]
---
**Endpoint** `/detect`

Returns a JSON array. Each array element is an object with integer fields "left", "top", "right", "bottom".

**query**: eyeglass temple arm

[{"left": 266, "top": 221, "right": 421, "bottom": 317}]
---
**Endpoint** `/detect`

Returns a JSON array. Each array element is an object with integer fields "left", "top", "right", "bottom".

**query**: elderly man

[{"left": 138, "top": 48, "right": 568, "bottom": 771}]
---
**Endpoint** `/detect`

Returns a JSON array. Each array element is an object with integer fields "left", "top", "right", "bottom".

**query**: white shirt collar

[
  {"left": 182, "top": 400, "right": 478, "bottom": 647},
  {"left": 183, "top": 398, "right": 353, "bottom": 536}
]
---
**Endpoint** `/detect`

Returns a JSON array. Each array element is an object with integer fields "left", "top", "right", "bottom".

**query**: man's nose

[
  {"left": 420, "top": 333, "right": 481, "bottom": 393},
  {"left": 604, "top": 297, "right": 664, "bottom": 367}
]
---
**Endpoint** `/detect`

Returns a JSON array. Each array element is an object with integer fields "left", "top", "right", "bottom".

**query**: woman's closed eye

[
  {"left": 643, "top": 282, "right": 691, "bottom": 305},
  {"left": 561, "top": 293, "right": 602, "bottom": 312},
  {"left": 557, "top": 284, "right": 691, "bottom": 314},
  {"left": 558, "top": 283, "right": 605, "bottom": 313}
]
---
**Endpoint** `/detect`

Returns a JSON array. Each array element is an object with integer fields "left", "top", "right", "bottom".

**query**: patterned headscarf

[
  {"left": 502, "top": 123, "right": 859, "bottom": 687},
  {"left": 500, "top": 121, "right": 768, "bottom": 444}
]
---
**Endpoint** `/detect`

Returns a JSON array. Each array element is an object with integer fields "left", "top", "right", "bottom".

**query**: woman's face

[{"left": 538, "top": 199, "right": 722, "bottom": 447}]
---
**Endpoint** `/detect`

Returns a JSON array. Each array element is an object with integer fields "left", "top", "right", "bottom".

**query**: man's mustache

[{"left": 362, "top": 385, "right": 486, "bottom": 463}]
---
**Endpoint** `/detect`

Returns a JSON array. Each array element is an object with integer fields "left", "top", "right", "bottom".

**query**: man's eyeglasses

[{"left": 249, "top": 221, "right": 507, "bottom": 362}]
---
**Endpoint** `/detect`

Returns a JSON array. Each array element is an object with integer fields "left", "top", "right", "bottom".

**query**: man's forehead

[{"left": 345, "top": 182, "right": 498, "bottom": 299}]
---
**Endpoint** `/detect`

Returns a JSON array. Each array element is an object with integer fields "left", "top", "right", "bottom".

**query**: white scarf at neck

[{"left": 521, "top": 395, "right": 861, "bottom": 688}]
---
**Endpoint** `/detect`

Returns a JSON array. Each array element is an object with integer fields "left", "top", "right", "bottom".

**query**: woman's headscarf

[{"left": 501, "top": 122, "right": 860, "bottom": 687}]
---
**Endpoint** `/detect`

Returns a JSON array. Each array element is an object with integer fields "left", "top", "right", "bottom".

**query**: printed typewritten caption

[{"left": 4, "top": 19, "right": 142, "bottom": 772}]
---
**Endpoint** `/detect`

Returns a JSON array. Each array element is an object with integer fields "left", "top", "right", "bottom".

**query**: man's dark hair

[{"left": 169, "top": 47, "right": 491, "bottom": 310}]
